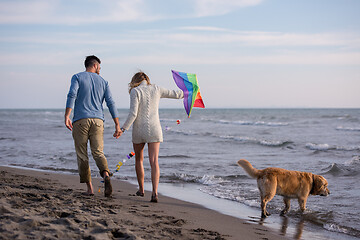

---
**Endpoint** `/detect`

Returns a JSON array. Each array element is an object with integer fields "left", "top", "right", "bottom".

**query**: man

[{"left": 65, "top": 55, "right": 122, "bottom": 197}]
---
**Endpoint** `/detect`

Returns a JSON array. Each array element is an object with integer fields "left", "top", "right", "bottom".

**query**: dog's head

[{"left": 311, "top": 175, "right": 330, "bottom": 196}]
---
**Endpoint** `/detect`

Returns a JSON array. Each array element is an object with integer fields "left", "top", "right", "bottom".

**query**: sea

[{"left": 0, "top": 108, "right": 359, "bottom": 240}]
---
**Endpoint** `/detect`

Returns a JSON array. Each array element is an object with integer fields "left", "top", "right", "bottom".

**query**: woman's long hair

[{"left": 128, "top": 71, "right": 151, "bottom": 93}]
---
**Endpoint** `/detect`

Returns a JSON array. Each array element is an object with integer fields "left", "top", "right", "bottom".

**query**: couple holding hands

[{"left": 65, "top": 55, "right": 183, "bottom": 202}]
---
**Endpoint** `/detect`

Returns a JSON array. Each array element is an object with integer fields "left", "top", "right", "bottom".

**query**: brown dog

[{"left": 237, "top": 159, "right": 330, "bottom": 218}]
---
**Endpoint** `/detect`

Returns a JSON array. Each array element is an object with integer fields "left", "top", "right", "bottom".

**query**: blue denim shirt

[{"left": 66, "top": 71, "right": 118, "bottom": 122}]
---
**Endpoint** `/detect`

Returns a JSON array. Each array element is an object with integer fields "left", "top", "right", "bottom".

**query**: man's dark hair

[{"left": 84, "top": 55, "right": 101, "bottom": 68}]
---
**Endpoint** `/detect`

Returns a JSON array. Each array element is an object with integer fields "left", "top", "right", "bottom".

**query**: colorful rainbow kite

[{"left": 171, "top": 70, "right": 205, "bottom": 117}]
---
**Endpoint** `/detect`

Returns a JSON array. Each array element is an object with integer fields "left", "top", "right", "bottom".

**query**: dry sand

[{"left": 0, "top": 166, "right": 288, "bottom": 240}]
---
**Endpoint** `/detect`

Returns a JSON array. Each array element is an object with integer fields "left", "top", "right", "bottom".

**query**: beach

[
  {"left": 0, "top": 166, "right": 288, "bottom": 240},
  {"left": 1, "top": 108, "right": 359, "bottom": 239}
]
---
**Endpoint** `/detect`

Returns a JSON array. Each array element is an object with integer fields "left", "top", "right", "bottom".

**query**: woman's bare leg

[
  {"left": 133, "top": 143, "right": 145, "bottom": 194},
  {"left": 148, "top": 142, "right": 160, "bottom": 197}
]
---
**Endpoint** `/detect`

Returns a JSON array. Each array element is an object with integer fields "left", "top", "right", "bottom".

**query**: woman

[{"left": 121, "top": 72, "right": 183, "bottom": 202}]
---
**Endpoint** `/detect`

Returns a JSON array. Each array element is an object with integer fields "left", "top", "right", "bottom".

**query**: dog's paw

[
  {"left": 280, "top": 210, "right": 288, "bottom": 216},
  {"left": 261, "top": 211, "right": 271, "bottom": 218}
]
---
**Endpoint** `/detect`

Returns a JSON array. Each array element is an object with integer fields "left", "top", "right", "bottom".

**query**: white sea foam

[
  {"left": 260, "top": 139, "right": 287, "bottom": 146},
  {"left": 221, "top": 135, "right": 291, "bottom": 147},
  {"left": 199, "top": 186, "right": 260, "bottom": 208},
  {"left": 243, "top": 199, "right": 260, "bottom": 208},
  {"left": 336, "top": 126, "right": 360, "bottom": 132},
  {"left": 324, "top": 223, "right": 349, "bottom": 234},
  {"left": 306, "top": 143, "right": 360, "bottom": 151},
  {"left": 171, "top": 173, "right": 197, "bottom": 183},
  {"left": 198, "top": 175, "right": 226, "bottom": 185},
  {"left": 306, "top": 143, "right": 331, "bottom": 151},
  {"left": 218, "top": 119, "right": 288, "bottom": 127},
  {"left": 170, "top": 173, "right": 226, "bottom": 185},
  {"left": 344, "top": 156, "right": 360, "bottom": 166}
]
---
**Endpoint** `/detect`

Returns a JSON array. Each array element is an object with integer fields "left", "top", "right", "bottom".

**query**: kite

[{"left": 171, "top": 70, "right": 205, "bottom": 117}]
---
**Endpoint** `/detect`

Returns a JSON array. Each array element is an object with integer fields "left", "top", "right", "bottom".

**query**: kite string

[
  {"left": 98, "top": 152, "right": 135, "bottom": 193},
  {"left": 114, "top": 152, "right": 135, "bottom": 172},
  {"left": 165, "top": 119, "right": 181, "bottom": 131}
]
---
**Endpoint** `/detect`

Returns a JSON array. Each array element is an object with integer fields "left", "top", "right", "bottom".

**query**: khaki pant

[{"left": 72, "top": 118, "right": 110, "bottom": 183}]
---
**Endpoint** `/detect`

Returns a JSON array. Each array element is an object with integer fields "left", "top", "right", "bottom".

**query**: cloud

[
  {"left": 194, "top": 0, "right": 263, "bottom": 17},
  {"left": 2, "top": 26, "right": 358, "bottom": 49},
  {"left": 0, "top": 0, "right": 56, "bottom": 24},
  {"left": 0, "top": 0, "right": 263, "bottom": 25},
  {"left": 3, "top": 50, "right": 357, "bottom": 66},
  {"left": 167, "top": 29, "right": 360, "bottom": 48},
  {"left": 0, "top": 0, "right": 156, "bottom": 24},
  {"left": 178, "top": 26, "right": 230, "bottom": 32},
  {"left": 108, "top": 52, "right": 360, "bottom": 65},
  {"left": 1, "top": 27, "right": 359, "bottom": 67}
]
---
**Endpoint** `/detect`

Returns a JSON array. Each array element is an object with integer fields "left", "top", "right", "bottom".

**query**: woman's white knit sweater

[{"left": 122, "top": 81, "right": 183, "bottom": 143}]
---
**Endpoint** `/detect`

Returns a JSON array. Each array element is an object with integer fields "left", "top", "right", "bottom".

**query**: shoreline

[{"left": 0, "top": 165, "right": 288, "bottom": 240}]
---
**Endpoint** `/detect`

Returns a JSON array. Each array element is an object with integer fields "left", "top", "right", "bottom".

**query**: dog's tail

[{"left": 237, "top": 159, "right": 260, "bottom": 178}]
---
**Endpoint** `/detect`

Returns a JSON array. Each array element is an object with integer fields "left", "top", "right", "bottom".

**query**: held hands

[
  {"left": 113, "top": 125, "right": 123, "bottom": 139},
  {"left": 113, "top": 118, "right": 123, "bottom": 139}
]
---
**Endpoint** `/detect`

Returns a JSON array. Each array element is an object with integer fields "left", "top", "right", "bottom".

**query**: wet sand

[{"left": 0, "top": 166, "right": 288, "bottom": 239}]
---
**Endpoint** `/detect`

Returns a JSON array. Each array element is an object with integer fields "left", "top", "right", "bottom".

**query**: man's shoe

[{"left": 104, "top": 176, "right": 112, "bottom": 198}]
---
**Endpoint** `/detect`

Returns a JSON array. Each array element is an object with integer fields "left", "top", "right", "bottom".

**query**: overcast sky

[{"left": 0, "top": 0, "right": 359, "bottom": 109}]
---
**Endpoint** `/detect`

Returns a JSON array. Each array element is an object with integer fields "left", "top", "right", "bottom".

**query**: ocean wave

[
  {"left": 167, "top": 129, "right": 198, "bottom": 136},
  {"left": 324, "top": 223, "right": 349, "bottom": 234},
  {"left": 167, "top": 173, "right": 198, "bottom": 183},
  {"left": 321, "top": 114, "right": 351, "bottom": 119},
  {"left": 167, "top": 127, "right": 293, "bottom": 148},
  {"left": 323, "top": 222, "right": 360, "bottom": 238},
  {"left": 223, "top": 174, "right": 249, "bottom": 180},
  {"left": 218, "top": 119, "right": 289, "bottom": 127},
  {"left": 221, "top": 135, "right": 293, "bottom": 147},
  {"left": 321, "top": 158, "right": 360, "bottom": 176},
  {"left": 198, "top": 175, "right": 227, "bottom": 185},
  {"left": 0, "top": 137, "right": 16, "bottom": 141},
  {"left": 344, "top": 155, "right": 360, "bottom": 165},
  {"left": 306, "top": 143, "right": 332, "bottom": 151},
  {"left": 164, "top": 173, "right": 227, "bottom": 185},
  {"left": 322, "top": 163, "right": 352, "bottom": 176},
  {"left": 199, "top": 185, "right": 260, "bottom": 208},
  {"left": 159, "top": 154, "right": 191, "bottom": 159},
  {"left": 306, "top": 143, "right": 360, "bottom": 151},
  {"left": 260, "top": 140, "right": 293, "bottom": 147},
  {"left": 336, "top": 126, "right": 360, "bottom": 132}
]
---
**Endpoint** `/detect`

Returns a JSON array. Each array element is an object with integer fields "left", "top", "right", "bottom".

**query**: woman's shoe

[
  {"left": 136, "top": 190, "right": 144, "bottom": 197},
  {"left": 150, "top": 195, "right": 158, "bottom": 203}
]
